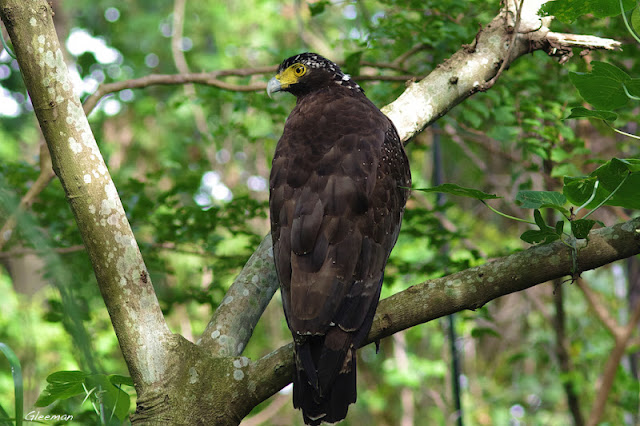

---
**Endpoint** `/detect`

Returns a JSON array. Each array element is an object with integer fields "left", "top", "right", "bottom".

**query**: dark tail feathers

[{"left": 293, "top": 337, "right": 357, "bottom": 425}]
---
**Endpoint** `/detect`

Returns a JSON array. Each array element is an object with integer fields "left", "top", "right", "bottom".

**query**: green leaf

[
  {"left": 565, "top": 106, "right": 618, "bottom": 122},
  {"left": 413, "top": 184, "right": 501, "bottom": 200},
  {"left": 46, "top": 370, "right": 88, "bottom": 383},
  {"left": 0, "top": 343, "right": 22, "bottom": 426},
  {"left": 569, "top": 62, "right": 631, "bottom": 110},
  {"left": 594, "top": 158, "right": 631, "bottom": 187},
  {"left": 109, "top": 374, "right": 134, "bottom": 387},
  {"left": 309, "top": 0, "right": 330, "bottom": 16},
  {"left": 85, "top": 374, "right": 131, "bottom": 422},
  {"left": 471, "top": 327, "right": 501, "bottom": 338},
  {"left": 555, "top": 220, "right": 565, "bottom": 235},
  {"left": 571, "top": 219, "right": 596, "bottom": 239},
  {"left": 632, "top": 6, "right": 640, "bottom": 35},
  {"left": 627, "top": 78, "right": 640, "bottom": 98},
  {"left": 520, "top": 229, "right": 560, "bottom": 244},
  {"left": 593, "top": 158, "right": 640, "bottom": 209},
  {"left": 516, "top": 190, "right": 567, "bottom": 209},
  {"left": 563, "top": 158, "right": 640, "bottom": 210},
  {"left": 35, "top": 371, "right": 88, "bottom": 406},
  {"left": 520, "top": 209, "right": 561, "bottom": 244},
  {"left": 0, "top": 404, "right": 12, "bottom": 426},
  {"left": 563, "top": 176, "right": 599, "bottom": 206},
  {"left": 540, "top": 0, "right": 636, "bottom": 22},
  {"left": 343, "top": 51, "right": 364, "bottom": 78},
  {"left": 533, "top": 209, "right": 547, "bottom": 230}
]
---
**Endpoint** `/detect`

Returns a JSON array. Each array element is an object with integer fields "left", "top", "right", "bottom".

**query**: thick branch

[
  {"left": 380, "top": 0, "right": 621, "bottom": 141},
  {"left": 0, "top": 0, "right": 172, "bottom": 391},
  {"left": 198, "top": 236, "right": 279, "bottom": 356},
  {"left": 240, "top": 218, "right": 640, "bottom": 415}
]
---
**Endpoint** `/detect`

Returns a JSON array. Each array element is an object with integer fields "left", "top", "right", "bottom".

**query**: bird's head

[{"left": 267, "top": 52, "right": 362, "bottom": 98}]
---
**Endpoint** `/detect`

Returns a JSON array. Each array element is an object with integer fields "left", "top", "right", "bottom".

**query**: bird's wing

[{"left": 270, "top": 92, "right": 409, "bottom": 337}]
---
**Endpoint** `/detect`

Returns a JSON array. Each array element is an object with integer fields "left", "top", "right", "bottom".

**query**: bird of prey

[{"left": 267, "top": 52, "right": 411, "bottom": 425}]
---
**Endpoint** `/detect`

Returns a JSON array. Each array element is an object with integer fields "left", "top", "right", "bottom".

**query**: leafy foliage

[
  {"left": 35, "top": 371, "right": 133, "bottom": 424},
  {"left": 569, "top": 61, "right": 638, "bottom": 110},
  {"left": 540, "top": 0, "right": 636, "bottom": 22}
]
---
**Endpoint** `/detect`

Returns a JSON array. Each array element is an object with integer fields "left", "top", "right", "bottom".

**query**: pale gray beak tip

[{"left": 267, "top": 77, "right": 282, "bottom": 98}]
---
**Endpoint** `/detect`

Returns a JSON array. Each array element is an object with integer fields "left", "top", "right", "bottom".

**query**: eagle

[{"left": 267, "top": 52, "right": 411, "bottom": 425}]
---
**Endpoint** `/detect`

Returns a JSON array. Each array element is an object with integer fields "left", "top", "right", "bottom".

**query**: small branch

[
  {"left": 81, "top": 69, "right": 420, "bottom": 115},
  {"left": 170, "top": 0, "right": 213, "bottom": 143},
  {"left": 480, "top": 0, "right": 525, "bottom": 91},
  {"left": 0, "top": 244, "right": 85, "bottom": 259},
  {"left": 546, "top": 32, "right": 622, "bottom": 50},
  {"left": 360, "top": 60, "right": 410, "bottom": 73},
  {"left": 381, "top": 0, "right": 622, "bottom": 142},
  {"left": 587, "top": 288, "right": 640, "bottom": 426},
  {"left": 392, "top": 43, "right": 429, "bottom": 67},
  {"left": 0, "top": 142, "right": 55, "bottom": 251},
  {"left": 576, "top": 279, "right": 622, "bottom": 336},
  {"left": 82, "top": 73, "right": 272, "bottom": 114}
]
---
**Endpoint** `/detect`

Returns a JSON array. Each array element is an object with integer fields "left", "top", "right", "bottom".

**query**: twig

[
  {"left": 480, "top": 0, "right": 525, "bottom": 91},
  {"left": 576, "top": 279, "right": 623, "bottom": 336},
  {"left": 0, "top": 142, "right": 55, "bottom": 251},
  {"left": 576, "top": 278, "right": 622, "bottom": 337},
  {"left": 587, "top": 282, "right": 640, "bottom": 426},
  {"left": 360, "top": 60, "right": 410, "bottom": 73},
  {"left": 392, "top": 43, "right": 429, "bottom": 67},
  {"left": 81, "top": 70, "right": 420, "bottom": 115},
  {"left": 0, "top": 244, "right": 85, "bottom": 259},
  {"left": 82, "top": 73, "right": 271, "bottom": 114}
]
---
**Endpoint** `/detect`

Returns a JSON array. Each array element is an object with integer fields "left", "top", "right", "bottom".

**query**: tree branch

[
  {"left": 242, "top": 217, "right": 640, "bottom": 414},
  {"left": 577, "top": 278, "right": 623, "bottom": 336},
  {"left": 198, "top": 235, "right": 279, "bottom": 357},
  {"left": 80, "top": 70, "right": 421, "bottom": 114},
  {"left": 0, "top": 141, "right": 55, "bottom": 250},
  {"left": 0, "top": 0, "right": 172, "bottom": 391},
  {"left": 588, "top": 287, "right": 640, "bottom": 426},
  {"left": 381, "top": 0, "right": 621, "bottom": 141}
]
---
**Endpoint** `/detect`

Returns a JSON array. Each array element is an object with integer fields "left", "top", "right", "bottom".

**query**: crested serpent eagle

[{"left": 267, "top": 52, "right": 411, "bottom": 425}]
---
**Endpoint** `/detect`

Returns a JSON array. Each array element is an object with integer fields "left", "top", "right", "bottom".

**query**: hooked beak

[{"left": 267, "top": 77, "right": 282, "bottom": 98}]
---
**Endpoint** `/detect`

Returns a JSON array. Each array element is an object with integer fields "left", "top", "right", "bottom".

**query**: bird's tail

[{"left": 293, "top": 332, "right": 356, "bottom": 425}]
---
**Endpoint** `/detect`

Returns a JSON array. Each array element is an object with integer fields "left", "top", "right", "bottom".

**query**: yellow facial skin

[
  {"left": 267, "top": 63, "right": 307, "bottom": 97},
  {"left": 277, "top": 63, "right": 307, "bottom": 88}
]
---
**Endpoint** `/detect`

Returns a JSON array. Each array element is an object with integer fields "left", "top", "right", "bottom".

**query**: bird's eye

[{"left": 294, "top": 65, "right": 306, "bottom": 76}]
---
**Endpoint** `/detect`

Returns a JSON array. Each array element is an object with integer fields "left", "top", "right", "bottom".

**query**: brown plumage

[{"left": 267, "top": 52, "right": 411, "bottom": 425}]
